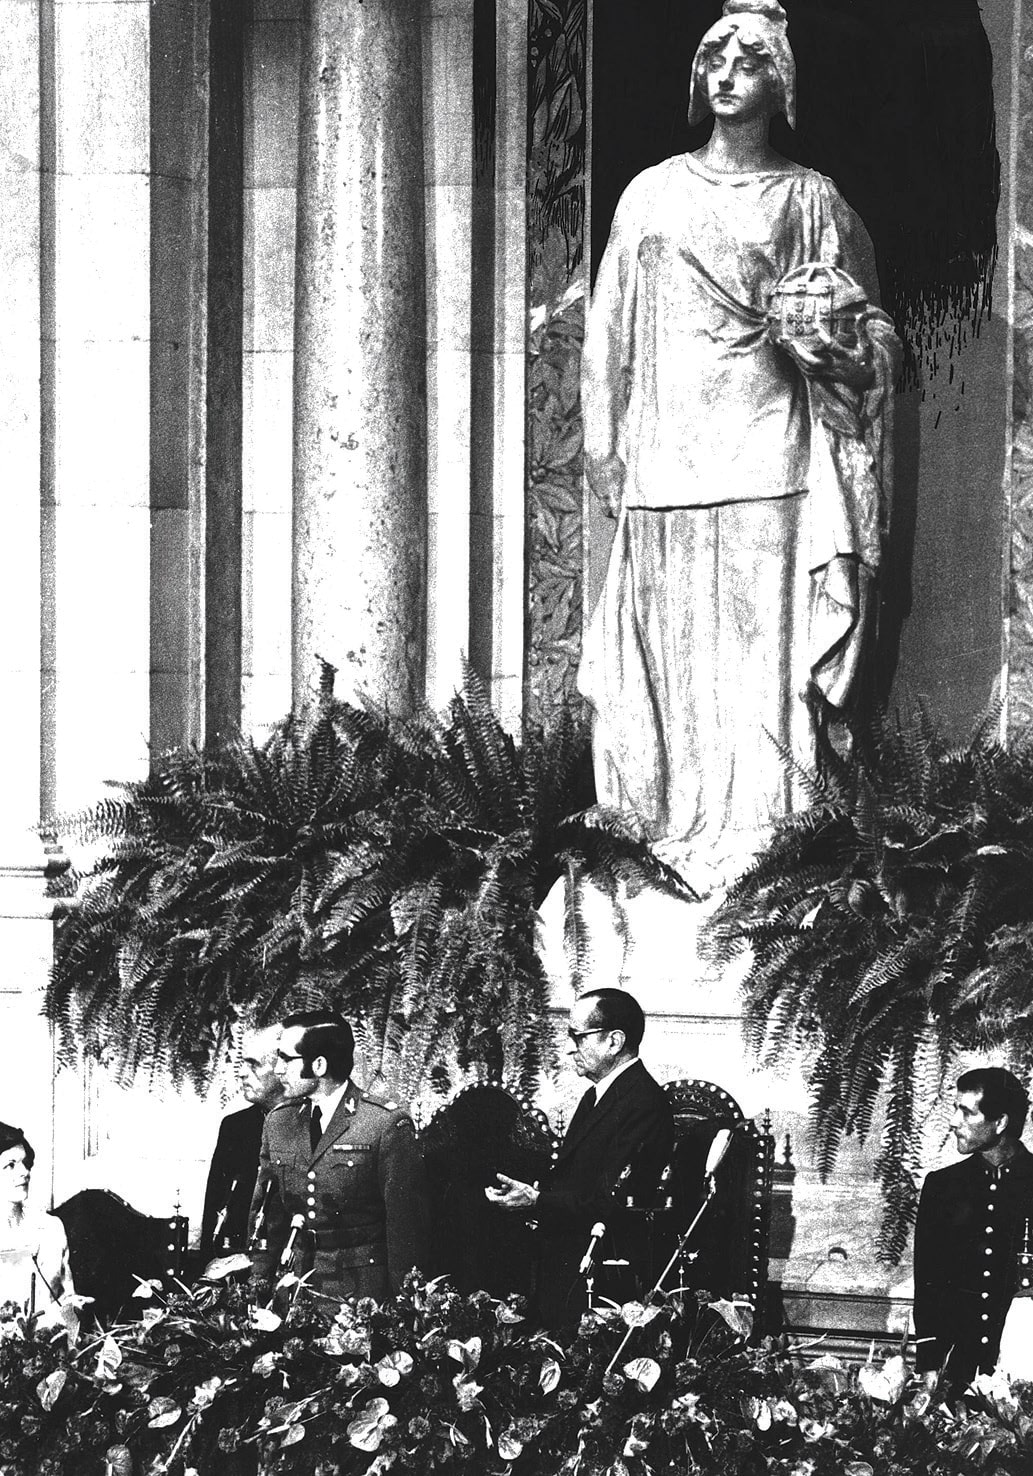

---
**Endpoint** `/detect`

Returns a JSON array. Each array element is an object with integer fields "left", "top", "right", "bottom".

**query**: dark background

[
  {"left": 588, "top": 0, "right": 1005, "bottom": 729},
  {"left": 590, "top": 0, "right": 999, "bottom": 381}
]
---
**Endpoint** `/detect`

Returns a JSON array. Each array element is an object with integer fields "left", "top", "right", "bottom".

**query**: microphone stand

[
  {"left": 604, "top": 1171, "right": 719, "bottom": 1380},
  {"left": 248, "top": 1181, "right": 272, "bottom": 1255},
  {"left": 211, "top": 1178, "right": 239, "bottom": 1252},
  {"left": 579, "top": 1221, "right": 607, "bottom": 1311},
  {"left": 266, "top": 1214, "right": 306, "bottom": 1308}
]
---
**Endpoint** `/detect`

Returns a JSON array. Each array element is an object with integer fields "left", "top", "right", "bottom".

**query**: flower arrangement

[{"left": 2, "top": 1272, "right": 1033, "bottom": 1476}]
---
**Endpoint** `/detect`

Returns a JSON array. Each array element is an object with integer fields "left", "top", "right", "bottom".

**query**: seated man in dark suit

[
  {"left": 486, "top": 987, "right": 674, "bottom": 1328},
  {"left": 200, "top": 1025, "right": 284, "bottom": 1259}
]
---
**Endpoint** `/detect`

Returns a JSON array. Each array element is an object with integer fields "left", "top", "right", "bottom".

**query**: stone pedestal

[{"left": 292, "top": 0, "right": 428, "bottom": 712}]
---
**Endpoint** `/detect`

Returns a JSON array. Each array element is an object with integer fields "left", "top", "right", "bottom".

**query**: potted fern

[
  {"left": 709, "top": 709, "right": 1033, "bottom": 1262},
  {"left": 46, "top": 669, "right": 685, "bottom": 1102}
]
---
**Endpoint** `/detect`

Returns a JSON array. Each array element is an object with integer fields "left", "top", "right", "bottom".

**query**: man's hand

[{"left": 484, "top": 1173, "right": 539, "bottom": 1211}]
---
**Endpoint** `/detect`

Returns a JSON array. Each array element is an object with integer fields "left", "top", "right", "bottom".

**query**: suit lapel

[
  {"left": 556, "top": 1062, "right": 644, "bottom": 1162},
  {"left": 308, "top": 1082, "right": 361, "bottom": 1166}
]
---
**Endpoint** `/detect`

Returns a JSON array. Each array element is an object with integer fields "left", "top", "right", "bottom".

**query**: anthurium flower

[
  {"left": 497, "top": 1427, "right": 524, "bottom": 1460},
  {"left": 807, "top": 1353, "right": 850, "bottom": 1395},
  {"left": 95, "top": 1335, "right": 123, "bottom": 1381},
  {"left": 447, "top": 1335, "right": 482, "bottom": 1369},
  {"left": 249, "top": 1306, "right": 283, "bottom": 1332},
  {"left": 539, "top": 1357, "right": 561, "bottom": 1393},
  {"left": 35, "top": 1369, "right": 67, "bottom": 1411},
  {"left": 619, "top": 1300, "right": 660, "bottom": 1328},
  {"left": 147, "top": 1395, "right": 182, "bottom": 1428},
  {"left": 453, "top": 1373, "right": 484, "bottom": 1411},
  {"left": 623, "top": 1357, "right": 661, "bottom": 1392},
  {"left": 707, "top": 1298, "right": 753, "bottom": 1338},
  {"left": 376, "top": 1350, "right": 414, "bottom": 1386},
  {"left": 191, "top": 1376, "right": 223, "bottom": 1409},
  {"left": 347, "top": 1397, "right": 398, "bottom": 1452},
  {"left": 857, "top": 1354, "right": 907, "bottom": 1404}
]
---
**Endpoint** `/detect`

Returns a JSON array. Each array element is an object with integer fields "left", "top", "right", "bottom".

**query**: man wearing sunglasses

[
  {"left": 249, "top": 1009, "right": 428, "bottom": 1304},
  {"left": 486, "top": 988, "right": 673, "bottom": 1327}
]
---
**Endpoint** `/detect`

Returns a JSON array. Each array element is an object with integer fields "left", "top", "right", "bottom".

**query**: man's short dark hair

[
  {"left": 958, "top": 1067, "right": 1030, "bottom": 1139},
  {"left": 282, "top": 1010, "right": 355, "bottom": 1083},
  {"left": 578, "top": 988, "right": 645, "bottom": 1053}
]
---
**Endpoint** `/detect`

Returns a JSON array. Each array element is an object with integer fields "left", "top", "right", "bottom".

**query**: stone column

[
  {"left": 1006, "top": 0, "right": 1033, "bottom": 734},
  {"left": 292, "top": 0, "right": 428, "bottom": 712}
]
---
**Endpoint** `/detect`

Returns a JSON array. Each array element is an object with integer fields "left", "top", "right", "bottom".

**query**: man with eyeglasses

[
  {"left": 248, "top": 1009, "right": 428, "bottom": 1304},
  {"left": 486, "top": 987, "right": 674, "bottom": 1327}
]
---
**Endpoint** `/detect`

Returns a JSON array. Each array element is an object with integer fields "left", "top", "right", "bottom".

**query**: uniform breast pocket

[
  {"left": 272, "top": 1156, "right": 306, "bottom": 1197},
  {"left": 331, "top": 1144, "right": 376, "bottom": 1184}
]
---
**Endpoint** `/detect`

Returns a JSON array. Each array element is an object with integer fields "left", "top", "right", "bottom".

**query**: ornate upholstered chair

[
  {"left": 418, "top": 1083, "right": 559, "bottom": 1300},
  {"left": 659, "top": 1079, "right": 774, "bottom": 1328},
  {"left": 53, "top": 1189, "right": 188, "bottom": 1324}
]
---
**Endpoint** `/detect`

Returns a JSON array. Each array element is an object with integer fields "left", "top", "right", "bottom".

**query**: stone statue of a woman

[{"left": 578, "top": 0, "right": 901, "bottom": 895}]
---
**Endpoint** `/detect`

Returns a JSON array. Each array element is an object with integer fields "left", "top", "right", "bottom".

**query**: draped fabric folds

[{"left": 578, "top": 152, "right": 901, "bottom": 892}]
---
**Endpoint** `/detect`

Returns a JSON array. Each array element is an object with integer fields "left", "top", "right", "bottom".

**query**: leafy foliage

[
  {"left": 710, "top": 710, "right": 1033, "bottom": 1262},
  {"left": 4, "top": 1272, "right": 1033, "bottom": 1475},
  {"left": 46, "top": 673, "right": 684, "bottom": 1098}
]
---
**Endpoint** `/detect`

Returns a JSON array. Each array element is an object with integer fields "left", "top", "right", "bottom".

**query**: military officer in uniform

[
  {"left": 249, "top": 1009, "right": 429, "bottom": 1302},
  {"left": 914, "top": 1066, "right": 1033, "bottom": 1389}
]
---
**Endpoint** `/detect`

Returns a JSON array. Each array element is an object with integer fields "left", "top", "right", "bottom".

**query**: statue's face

[{"left": 703, "top": 35, "right": 775, "bottom": 123}]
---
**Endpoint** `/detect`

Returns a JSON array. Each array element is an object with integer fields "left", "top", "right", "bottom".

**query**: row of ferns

[
  {"left": 45, "top": 668, "right": 685, "bottom": 1108},
  {"left": 46, "top": 673, "right": 1033, "bottom": 1265}
]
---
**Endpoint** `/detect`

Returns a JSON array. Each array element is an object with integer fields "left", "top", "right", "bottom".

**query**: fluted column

[{"left": 292, "top": 0, "right": 427, "bottom": 712}]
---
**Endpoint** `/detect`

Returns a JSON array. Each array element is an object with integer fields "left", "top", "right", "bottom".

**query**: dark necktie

[{"left": 309, "top": 1102, "right": 322, "bottom": 1153}]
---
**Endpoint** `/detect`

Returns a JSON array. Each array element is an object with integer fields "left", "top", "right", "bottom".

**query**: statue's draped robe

[{"left": 578, "top": 152, "right": 899, "bottom": 891}]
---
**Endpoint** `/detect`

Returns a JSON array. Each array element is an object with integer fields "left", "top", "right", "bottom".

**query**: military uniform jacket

[
  {"left": 914, "top": 1145, "right": 1033, "bottom": 1385},
  {"left": 249, "top": 1083, "right": 430, "bottom": 1302},
  {"left": 533, "top": 1059, "right": 674, "bottom": 1327}
]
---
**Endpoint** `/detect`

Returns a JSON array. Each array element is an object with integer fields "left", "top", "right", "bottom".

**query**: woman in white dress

[
  {"left": 578, "top": 0, "right": 901, "bottom": 894},
  {"left": 0, "top": 1122, "right": 75, "bottom": 1317}
]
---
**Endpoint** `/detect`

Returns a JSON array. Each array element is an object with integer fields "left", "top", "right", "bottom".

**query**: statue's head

[{"left": 688, "top": 0, "right": 796, "bottom": 129}]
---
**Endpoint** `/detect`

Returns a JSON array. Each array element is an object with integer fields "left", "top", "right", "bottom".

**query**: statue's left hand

[{"left": 779, "top": 326, "right": 875, "bottom": 391}]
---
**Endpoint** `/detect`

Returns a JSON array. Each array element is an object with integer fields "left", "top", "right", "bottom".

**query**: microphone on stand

[
  {"left": 704, "top": 1127, "right": 735, "bottom": 1181},
  {"left": 603, "top": 1120, "right": 748, "bottom": 1381},
  {"left": 579, "top": 1221, "right": 607, "bottom": 1276},
  {"left": 248, "top": 1181, "right": 272, "bottom": 1252},
  {"left": 280, "top": 1213, "right": 306, "bottom": 1270},
  {"left": 212, "top": 1178, "right": 239, "bottom": 1249}
]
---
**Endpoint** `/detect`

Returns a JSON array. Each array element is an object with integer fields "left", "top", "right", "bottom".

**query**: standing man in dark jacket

[
  {"left": 914, "top": 1066, "right": 1033, "bottom": 1389},
  {"left": 200, "top": 1024, "right": 284, "bottom": 1259},
  {"left": 486, "top": 988, "right": 674, "bottom": 1327},
  {"left": 250, "top": 1010, "right": 429, "bottom": 1303}
]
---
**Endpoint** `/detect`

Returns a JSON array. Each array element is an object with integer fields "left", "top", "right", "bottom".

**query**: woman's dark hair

[{"left": 0, "top": 1123, "right": 34, "bottom": 1170}]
